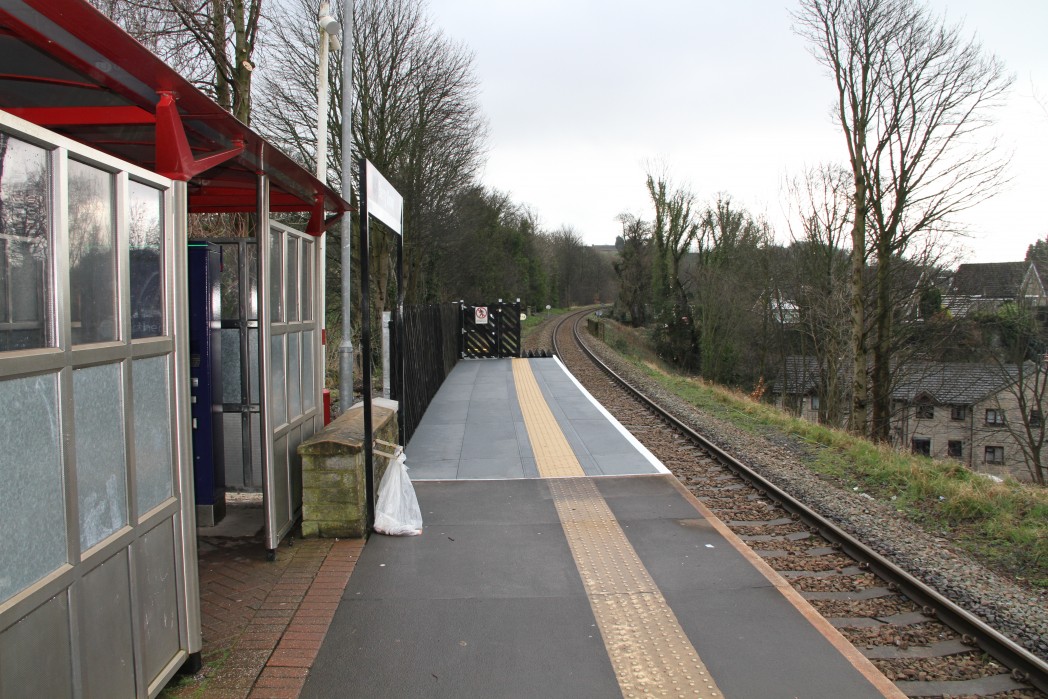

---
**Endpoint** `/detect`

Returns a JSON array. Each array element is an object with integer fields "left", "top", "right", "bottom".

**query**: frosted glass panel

[
  {"left": 74, "top": 363, "right": 128, "bottom": 550},
  {"left": 271, "top": 334, "right": 286, "bottom": 428},
  {"left": 0, "top": 134, "right": 51, "bottom": 352},
  {"left": 288, "top": 332, "right": 301, "bottom": 421},
  {"left": 249, "top": 327, "right": 260, "bottom": 404},
  {"left": 303, "top": 330, "right": 315, "bottom": 413},
  {"left": 69, "top": 160, "right": 117, "bottom": 344},
  {"left": 221, "top": 328, "right": 242, "bottom": 404},
  {"left": 0, "top": 373, "right": 65, "bottom": 603},
  {"left": 133, "top": 357, "right": 173, "bottom": 516},
  {"left": 128, "top": 181, "right": 163, "bottom": 339}
]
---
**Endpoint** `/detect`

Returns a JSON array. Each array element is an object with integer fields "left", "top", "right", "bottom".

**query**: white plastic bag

[{"left": 373, "top": 451, "right": 423, "bottom": 536}]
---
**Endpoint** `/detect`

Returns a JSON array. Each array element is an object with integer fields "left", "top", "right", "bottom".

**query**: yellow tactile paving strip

[{"left": 512, "top": 359, "right": 724, "bottom": 698}]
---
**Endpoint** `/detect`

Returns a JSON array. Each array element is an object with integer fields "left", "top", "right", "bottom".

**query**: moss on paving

[{"left": 597, "top": 318, "right": 1048, "bottom": 589}]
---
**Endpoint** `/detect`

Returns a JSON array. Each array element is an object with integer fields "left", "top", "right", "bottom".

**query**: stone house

[{"left": 890, "top": 362, "right": 1040, "bottom": 482}]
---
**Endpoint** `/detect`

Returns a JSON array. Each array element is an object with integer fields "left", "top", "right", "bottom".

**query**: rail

[{"left": 553, "top": 308, "right": 1048, "bottom": 694}]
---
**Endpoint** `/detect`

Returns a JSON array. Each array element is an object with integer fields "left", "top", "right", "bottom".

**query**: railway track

[{"left": 545, "top": 307, "right": 1048, "bottom": 699}]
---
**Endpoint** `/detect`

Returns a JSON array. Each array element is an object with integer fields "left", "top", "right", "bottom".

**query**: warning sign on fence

[{"left": 474, "top": 306, "right": 488, "bottom": 325}]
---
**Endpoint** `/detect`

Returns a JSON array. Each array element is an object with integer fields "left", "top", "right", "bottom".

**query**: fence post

[
  {"left": 458, "top": 300, "right": 465, "bottom": 358},
  {"left": 495, "top": 299, "right": 503, "bottom": 358}
]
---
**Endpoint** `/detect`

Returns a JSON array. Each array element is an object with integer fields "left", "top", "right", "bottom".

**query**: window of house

[
  {"left": 810, "top": 395, "right": 820, "bottom": 410},
  {"left": 1030, "top": 410, "right": 1042, "bottom": 428},
  {"left": 984, "top": 446, "right": 1004, "bottom": 464},
  {"left": 951, "top": 405, "right": 967, "bottom": 421},
  {"left": 911, "top": 438, "right": 931, "bottom": 456},
  {"left": 948, "top": 440, "right": 963, "bottom": 459},
  {"left": 985, "top": 409, "right": 1005, "bottom": 425},
  {"left": 916, "top": 404, "right": 934, "bottom": 419}
]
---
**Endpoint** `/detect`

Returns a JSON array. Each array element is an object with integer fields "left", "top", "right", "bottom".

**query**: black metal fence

[
  {"left": 460, "top": 301, "right": 522, "bottom": 359},
  {"left": 391, "top": 302, "right": 461, "bottom": 445}
]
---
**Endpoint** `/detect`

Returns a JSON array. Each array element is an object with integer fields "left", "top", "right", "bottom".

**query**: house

[
  {"left": 772, "top": 356, "right": 823, "bottom": 420},
  {"left": 942, "top": 261, "right": 1047, "bottom": 318},
  {"left": 890, "top": 361, "right": 1042, "bottom": 482},
  {"left": 773, "top": 357, "right": 1040, "bottom": 482}
]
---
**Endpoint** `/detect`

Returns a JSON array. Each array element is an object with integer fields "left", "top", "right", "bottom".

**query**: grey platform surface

[
  {"left": 301, "top": 477, "right": 890, "bottom": 699},
  {"left": 405, "top": 358, "right": 664, "bottom": 480}
]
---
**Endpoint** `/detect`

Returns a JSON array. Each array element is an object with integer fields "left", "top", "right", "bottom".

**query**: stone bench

[{"left": 298, "top": 398, "right": 399, "bottom": 538}]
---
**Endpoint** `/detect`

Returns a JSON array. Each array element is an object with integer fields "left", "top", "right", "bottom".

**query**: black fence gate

[
  {"left": 390, "top": 302, "right": 461, "bottom": 445},
  {"left": 460, "top": 301, "right": 522, "bottom": 359}
]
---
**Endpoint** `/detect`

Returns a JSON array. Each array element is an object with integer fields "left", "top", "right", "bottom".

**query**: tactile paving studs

[{"left": 512, "top": 359, "right": 724, "bottom": 698}]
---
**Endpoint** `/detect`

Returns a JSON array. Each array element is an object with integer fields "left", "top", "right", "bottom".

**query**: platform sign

[
  {"left": 475, "top": 306, "right": 488, "bottom": 324},
  {"left": 365, "top": 160, "right": 403, "bottom": 235}
]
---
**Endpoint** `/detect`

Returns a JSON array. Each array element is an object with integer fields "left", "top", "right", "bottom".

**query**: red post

[{"left": 323, "top": 389, "right": 332, "bottom": 425}]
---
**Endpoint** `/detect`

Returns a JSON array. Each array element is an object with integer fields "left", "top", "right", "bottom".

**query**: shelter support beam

[{"left": 155, "top": 92, "right": 244, "bottom": 181}]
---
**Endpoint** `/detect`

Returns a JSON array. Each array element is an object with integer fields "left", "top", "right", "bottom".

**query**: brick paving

[{"left": 161, "top": 526, "right": 364, "bottom": 699}]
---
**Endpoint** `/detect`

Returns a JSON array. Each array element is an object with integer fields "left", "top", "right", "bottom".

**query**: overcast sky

[{"left": 427, "top": 0, "right": 1048, "bottom": 263}]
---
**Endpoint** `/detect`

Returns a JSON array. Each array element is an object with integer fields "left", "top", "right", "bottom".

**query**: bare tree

[
  {"left": 785, "top": 164, "right": 854, "bottom": 425},
  {"left": 258, "top": 0, "right": 486, "bottom": 310},
  {"left": 691, "top": 196, "right": 769, "bottom": 384},
  {"left": 90, "top": 0, "right": 261, "bottom": 124},
  {"left": 795, "top": 0, "right": 1013, "bottom": 439}
]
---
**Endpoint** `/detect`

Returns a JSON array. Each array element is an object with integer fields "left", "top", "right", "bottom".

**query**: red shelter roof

[{"left": 0, "top": 0, "right": 347, "bottom": 231}]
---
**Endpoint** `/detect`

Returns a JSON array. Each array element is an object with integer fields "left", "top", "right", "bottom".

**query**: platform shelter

[{"left": 0, "top": 2, "right": 347, "bottom": 696}]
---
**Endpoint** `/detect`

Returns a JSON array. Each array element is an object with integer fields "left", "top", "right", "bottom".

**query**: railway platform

[{"left": 300, "top": 357, "right": 903, "bottom": 698}]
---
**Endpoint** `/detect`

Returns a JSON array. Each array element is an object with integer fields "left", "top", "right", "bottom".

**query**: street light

[
  {"left": 315, "top": 2, "right": 341, "bottom": 411},
  {"left": 316, "top": 2, "right": 341, "bottom": 185},
  {"left": 339, "top": 0, "right": 355, "bottom": 412}
]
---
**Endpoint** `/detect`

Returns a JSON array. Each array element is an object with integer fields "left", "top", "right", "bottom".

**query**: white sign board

[
  {"left": 365, "top": 160, "right": 403, "bottom": 235},
  {"left": 474, "top": 306, "right": 488, "bottom": 325}
]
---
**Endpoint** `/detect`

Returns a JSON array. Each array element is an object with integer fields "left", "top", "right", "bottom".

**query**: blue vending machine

[{"left": 188, "top": 242, "right": 226, "bottom": 526}]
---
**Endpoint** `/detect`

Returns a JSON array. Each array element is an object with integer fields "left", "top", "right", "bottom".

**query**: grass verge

[{"left": 599, "top": 319, "right": 1048, "bottom": 588}]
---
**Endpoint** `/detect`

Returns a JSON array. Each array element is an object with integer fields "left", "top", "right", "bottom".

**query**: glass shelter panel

[
  {"left": 269, "top": 230, "right": 282, "bottom": 323},
  {"left": 0, "top": 133, "right": 51, "bottom": 352},
  {"left": 0, "top": 373, "right": 66, "bottom": 603},
  {"left": 128, "top": 181, "right": 162, "bottom": 338},
  {"left": 133, "top": 356, "right": 173, "bottom": 516},
  {"left": 285, "top": 237, "right": 298, "bottom": 322},
  {"left": 288, "top": 331, "right": 301, "bottom": 421},
  {"left": 221, "top": 328, "right": 242, "bottom": 404},
  {"left": 220, "top": 243, "right": 241, "bottom": 320},
  {"left": 246, "top": 242, "right": 258, "bottom": 321},
  {"left": 68, "top": 160, "right": 117, "bottom": 344},
  {"left": 249, "top": 327, "right": 260, "bottom": 404},
  {"left": 74, "top": 362, "right": 128, "bottom": 551},
  {"left": 271, "top": 334, "right": 286, "bottom": 428},
  {"left": 0, "top": 113, "right": 186, "bottom": 699},
  {"left": 301, "top": 239, "right": 312, "bottom": 321},
  {"left": 303, "top": 329, "right": 315, "bottom": 413}
]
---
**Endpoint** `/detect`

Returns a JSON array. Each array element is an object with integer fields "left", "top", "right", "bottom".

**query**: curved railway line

[{"left": 538, "top": 307, "right": 1048, "bottom": 699}]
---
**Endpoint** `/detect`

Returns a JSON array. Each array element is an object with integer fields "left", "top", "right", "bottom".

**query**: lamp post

[
  {"left": 315, "top": 2, "right": 342, "bottom": 410},
  {"left": 316, "top": 3, "right": 340, "bottom": 182},
  {"left": 338, "top": 0, "right": 355, "bottom": 413}
]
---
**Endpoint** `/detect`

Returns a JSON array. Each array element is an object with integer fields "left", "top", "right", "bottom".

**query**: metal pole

[
  {"left": 339, "top": 0, "right": 355, "bottom": 412},
  {"left": 316, "top": 2, "right": 330, "bottom": 186},
  {"left": 396, "top": 224, "right": 405, "bottom": 444},
  {"left": 359, "top": 157, "right": 374, "bottom": 531},
  {"left": 316, "top": 2, "right": 330, "bottom": 414}
]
